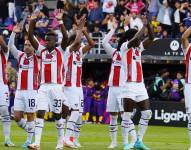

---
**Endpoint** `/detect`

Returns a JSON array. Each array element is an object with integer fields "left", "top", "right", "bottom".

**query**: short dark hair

[{"left": 46, "top": 31, "right": 57, "bottom": 37}]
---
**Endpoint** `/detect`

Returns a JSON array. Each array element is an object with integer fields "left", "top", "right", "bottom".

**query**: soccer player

[
  {"left": 0, "top": 32, "right": 15, "bottom": 147},
  {"left": 27, "top": 11, "right": 70, "bottom": 150},
  {"left": 8, "top": 24, "right": 39, "bottom": 148},
  {"left": 120, "top": 16, "right": 155, "bottom": 150},
  {"left": 181, "top": 26, "right": 191, "bottom": 150},
  {"left": 102, "top": 21, "right": 137, "bottom": 149},
  {"left": 64, "top": 20, "right": 95, "bottom": 148}
]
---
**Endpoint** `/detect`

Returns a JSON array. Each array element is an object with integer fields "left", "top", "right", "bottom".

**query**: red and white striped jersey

[
  {"left": 37, "top": 45, "right": 64, "bottom": 84},
  {"left": 108, "top": 50, "right": 125, "bottom": 87},
  {"left": 17, "top": 53, "right": 39, "bottom": 90},
  {"left": 64, "top": 46, "right": 85, "bottom": 87},
  {"left": 0, "top": 51, "right": 9, "bottom": 85},
  {"left": 121, "top": 42, "right": 144, "bottom": 83},
  {"left": 185, "top": 45, "right": 191, "bottom": 84}
]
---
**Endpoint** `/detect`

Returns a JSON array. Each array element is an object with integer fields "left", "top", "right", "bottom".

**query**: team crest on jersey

[{"left": 73, "top": 61, "right": 82, "bottom": 67}]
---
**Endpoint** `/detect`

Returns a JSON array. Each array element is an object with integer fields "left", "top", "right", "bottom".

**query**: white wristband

[{"left": 59, "top": 20, "right": 63, "bottom": 25}]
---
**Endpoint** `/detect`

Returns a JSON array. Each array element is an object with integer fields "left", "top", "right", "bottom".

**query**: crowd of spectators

[
  {"left": 0, "top": 0, "right": 191, "bottom": 44},
  {"left": 0, "top": 0, "right": 189, "bottom": 121}
]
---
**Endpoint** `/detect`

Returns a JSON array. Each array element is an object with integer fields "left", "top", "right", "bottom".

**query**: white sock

[
  {"left": 56, "top": 118, "right": 64, "bottom": 144},
  {"left": 34, "top": 118, "right": 44, "bottom": 145},
  {"left": 65, "top": 111, "right": 80, "bottom": 142},
  {"left": 2, "top": 114, "right": 11, "bottom": 141},
  {"left": 74, "top": 114, "right": 82, "bottom": 143},
  {"left": 128, "top": 119, "right": 137, "bottom": 144},
  {"left": 121, "top": 112, "right": 132, "bottom": 145},
  {"left": 63, "top": 118, "right": 66, "bottom": 136},
  {"left": 137, "top": 110, "right": 152, "bottom": 141},
  {"left": 109, "top": 115, "right": 118, "bottom": 145},
  {"left": 27, "top": 121, "right": 35, "bottom": 143},
  {"left": 17, "top": 118, "right": 28, "bottom": 131}
]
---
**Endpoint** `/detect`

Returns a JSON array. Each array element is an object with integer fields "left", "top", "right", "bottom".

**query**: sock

[
  {"left": 82, "top": 115, "right": 86, "bottom": 121},
  {"left": 92, "top": 116, "right": 96, "bottom": 122},
  {"left": 27, "top": 121, "right": 35, "bottom": 143},
  {"left": 137, "top": 110, "right": 152, "bottom": 141},
  {"left": 34, "top": 118, "right": 44, "bottom": 145},
  {"left": 2, "top": 114, "right": 11, "bottom": 141},
  {"left": 85, "top": 112, "right": 90, "bottom": 121},
  {"left": 109, "top": 115, "right": 118, "bottom": 145},
  {"left": 65, "top": 111, "right": 79, "bottom": 142},
  {"left": 121, "top": 112, "right": 132, "bottom": 145},
  {"left": 128, "top": 119, "right": 137, "bottom": 144},
  {"left": 99, "top": 116, "right": 103, "bottom": 123},
  {"left": 17, "top": 118, "right": 28, "bottom": 131},
  {"left": 56, "top": 118, "right": 64, "bottom": 144},
  {"left": 74, "top": 114, "right": 82, "bottom": 143}
]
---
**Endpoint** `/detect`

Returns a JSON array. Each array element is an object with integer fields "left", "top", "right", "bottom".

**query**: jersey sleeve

[
  {"left": 102, "top": 29, "right": 116, "bottom": 56},
  {"left": 36, "top": 44, "right": 46, "bottom": 56},
  {"left": 8, "top": 32, "right": 23, "bottom": 60}
]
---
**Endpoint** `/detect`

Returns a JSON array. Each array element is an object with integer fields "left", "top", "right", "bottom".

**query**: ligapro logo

[{"left": 155, "top": 109, "right": 188, "bottom": 123}]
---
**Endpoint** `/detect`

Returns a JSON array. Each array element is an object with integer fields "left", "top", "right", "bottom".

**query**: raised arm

[
  {"left": 69, "top": 18, "right": 86, "bottom": 52},
  {"left": 127, "top": 26, "right": 145, "bottom": 48},
  {"left": 8, "top": 26, "right": 23, "bottom": 59},
  {"left": 56, "top": 10, "right": 68, "bottom": 50},
  {"left": 82, "top": 29, "right": 95, "bottom": 54},
  {"left": 182, "top": 26, "right": 191, "bottom": 51},
  {"left": 102, "top": 22, "right": 117, "bottom": 56},
  {"left": 28, "top": 14, "right": 39, "bottom": 50},
  {"left": 0, "top": 35, "right": 8, "bottom": 53}
]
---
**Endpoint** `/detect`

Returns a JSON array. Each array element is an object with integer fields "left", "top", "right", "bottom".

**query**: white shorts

[
  {"left": 36, "top": 84, "right": 68, "bottom": 113},
  {"left": 184, "top": 84, "right": 191, "bottom": 113},
  {"left": 106, "top": 87, "right": 124, "bottom": 112},
  {"left": 0, "top": 83, "right": 9, "bottom": 107},
  {"left": 64, "top": 86, "right": 84, "bottom": 112},
  {"left": 122, "top": 82, "right": 149, "bottom": 102},
  {"left": 14, "top": 90, "right": 37, "bottom": 113}
]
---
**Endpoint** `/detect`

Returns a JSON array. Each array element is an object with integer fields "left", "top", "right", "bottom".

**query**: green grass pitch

[{"left": 0, "top": 122, "right": 189, "bottom": 150}]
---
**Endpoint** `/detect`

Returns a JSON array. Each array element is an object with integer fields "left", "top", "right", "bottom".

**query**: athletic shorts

[
  {"left": 0, "top": 83, "right": 9, "bottom": 107},
  {"left": 122, "top": 82, "right": 149, "bottom": 102},
  {"left": 36, "top": 84, "right": 68, "bottom": 113},
  {"left": 63, "top": 86, "right": 84, "bottom": 113},
  {"left": 14, "top": 90, "right": 37, "bottom": 113},
  {"left": 106, "top": 86, "right": 124, "bottom": 112}
]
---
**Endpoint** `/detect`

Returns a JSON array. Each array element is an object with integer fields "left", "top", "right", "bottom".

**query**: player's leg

[
  {"left": 65, "top": 109, "right": 80, "bottom": 148},
  {"left": 74, "top": 96, "right": 84, "bottom": 148},
  {"left": 0, "top": 105, "right": 15, "bottom": 147},
  {"left": 134, "top": 99, "right": 152, "bottom": 150},
  {"left": 22, "top": 91, "right": 37, "bottom": 148},
  {"left": 62, "top": 103, "right": 69, "bottom": 135},
  {"left": 0, "top": 86, "right": 14, "bottom": 147},
  {"left": 129, "top": 108, "right": 137, "bottom": 148},
  {"left": 107, "top": 88, "right": 121, "bottom": 149},
  {"left": 74, "top": 112, "right": 83, "bottom": 148},
  {"left": 122, "top": 98, "right": 135, "bottom": 150},
  {"left": 21, "top": 113, "right": 35, "bottom": 148},
  {"left": 64, "top": 88, "right": 81, "bottom": 148},
  {"left": 54, "top": 112, "right": 65, "bottom": 150},
  {"left": 28, "top": 88, "right": 48, "bottom": 150}
]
